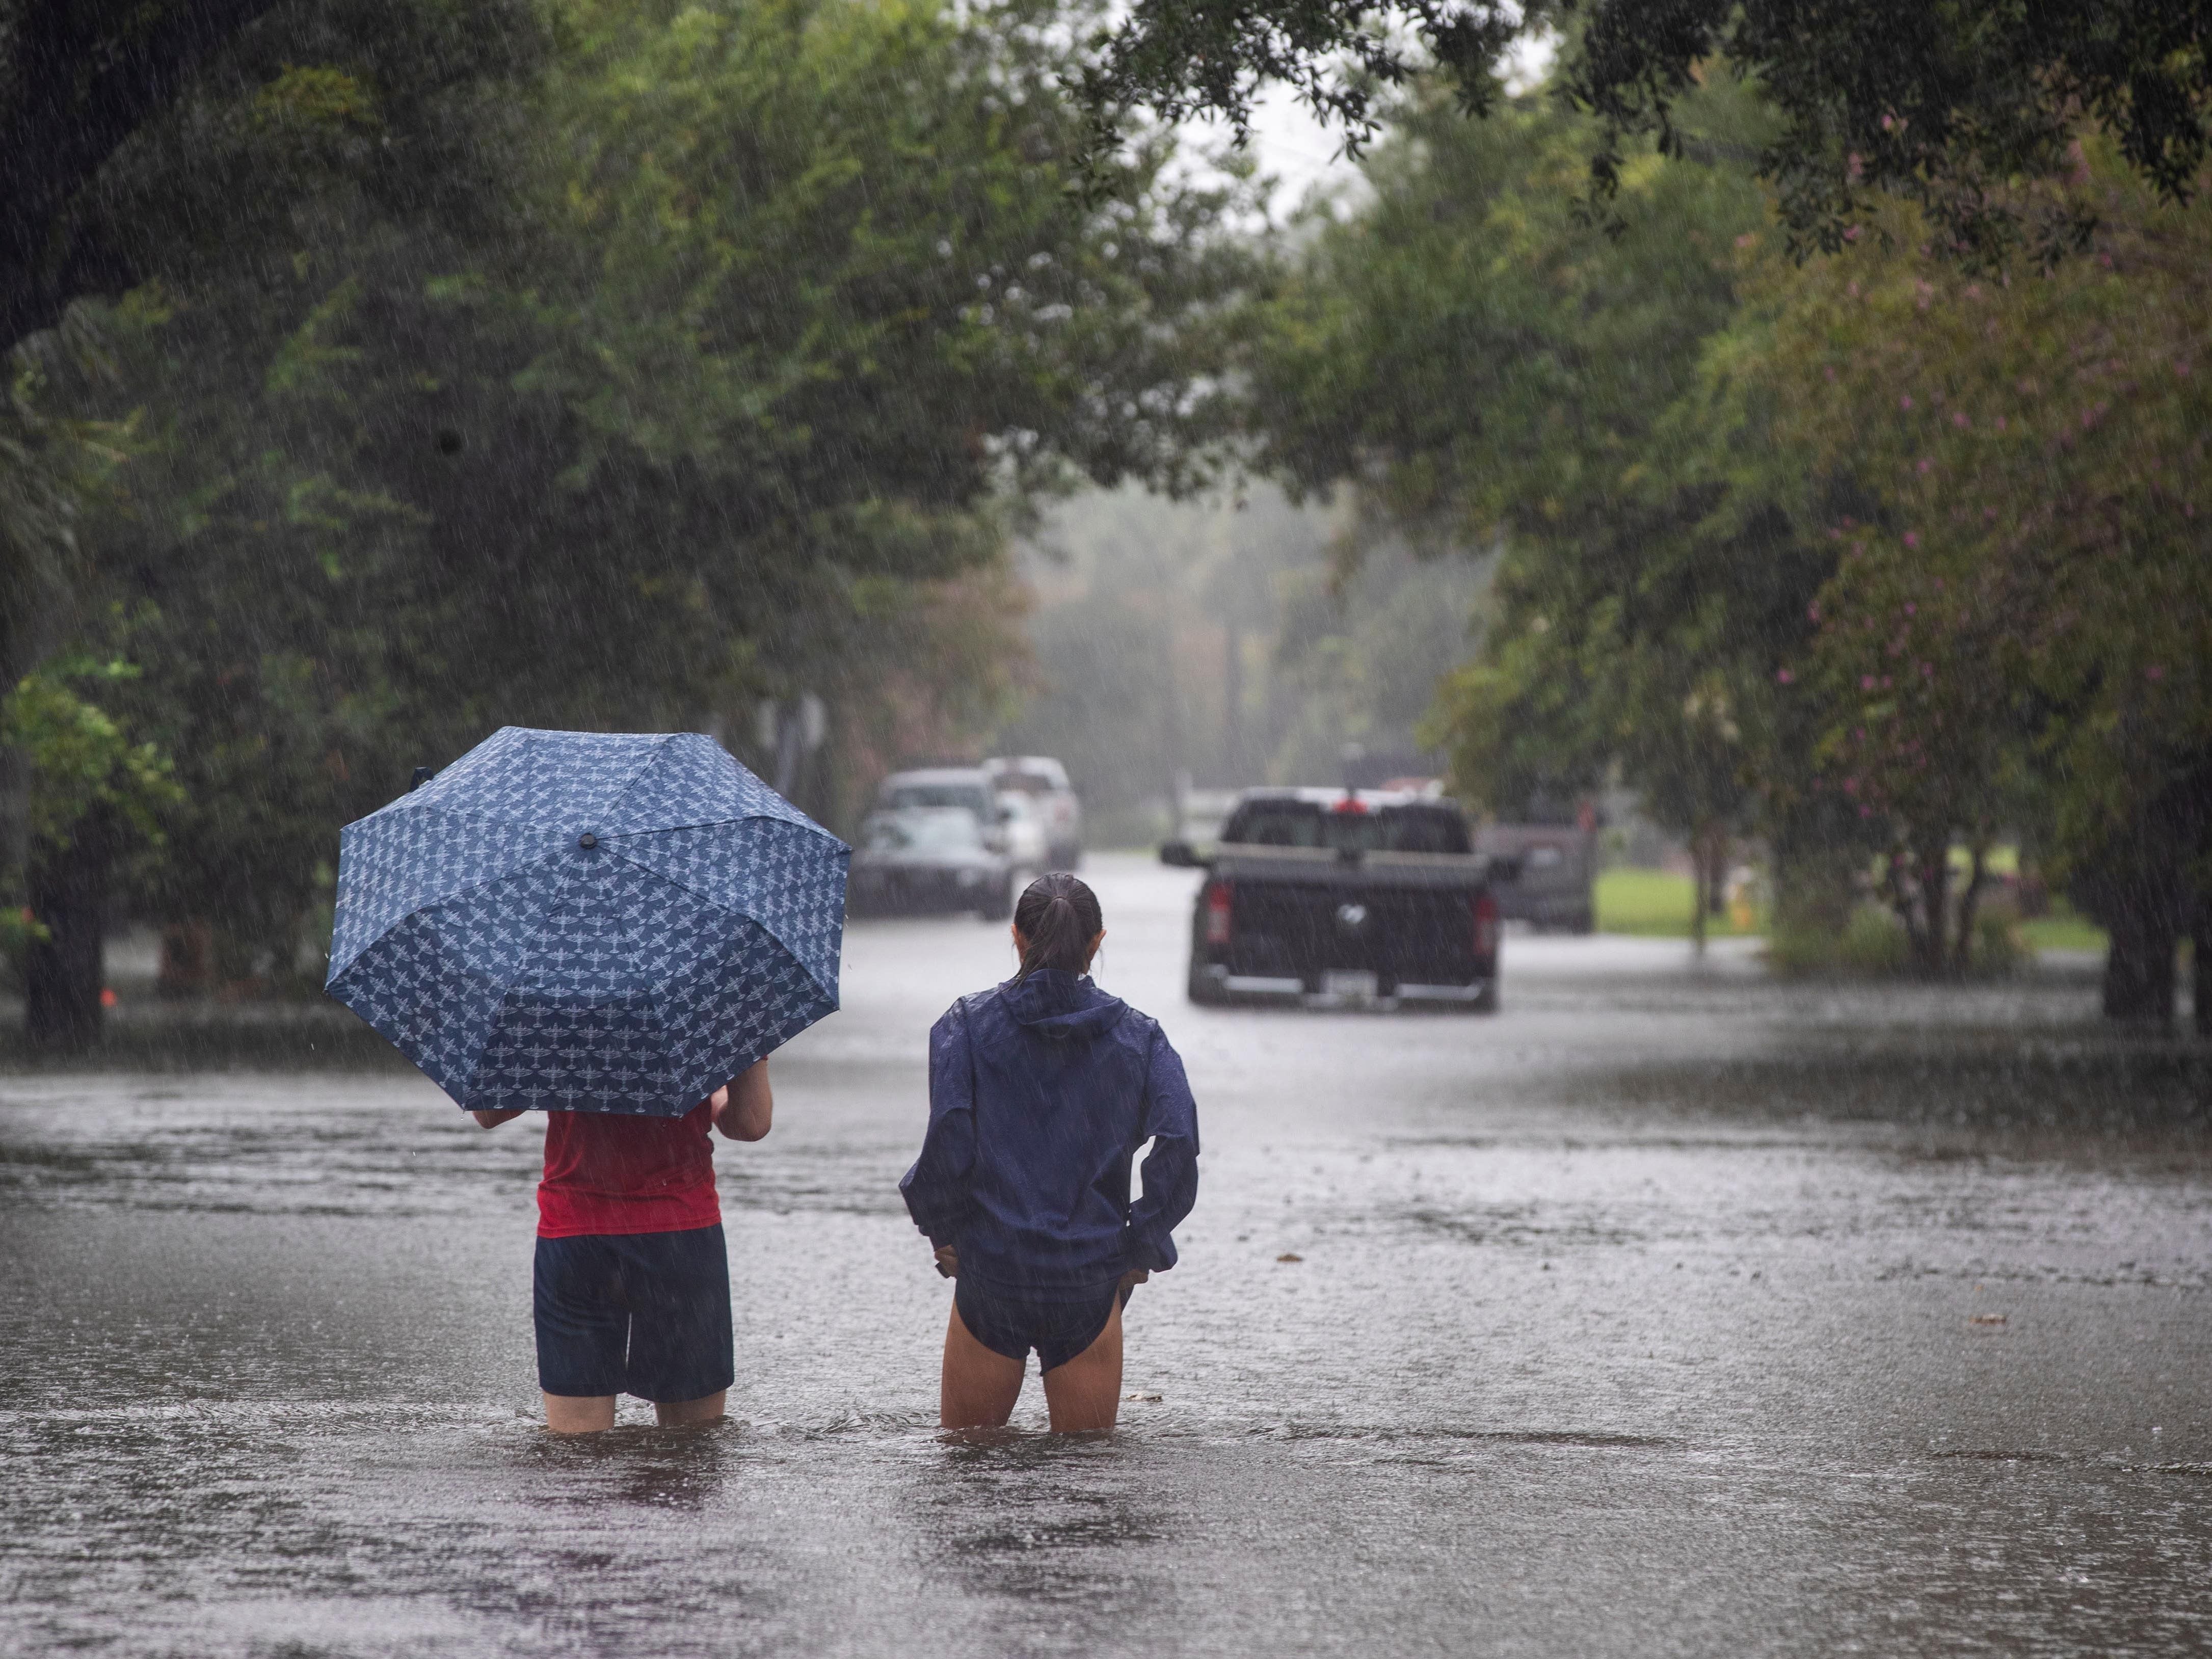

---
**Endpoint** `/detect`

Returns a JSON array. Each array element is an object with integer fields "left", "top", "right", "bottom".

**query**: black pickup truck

[{"left": 1160, "top": 789, "right": 1506, "bottom": 1011}]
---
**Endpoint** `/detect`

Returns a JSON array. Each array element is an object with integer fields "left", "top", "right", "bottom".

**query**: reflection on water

[{"left": 3, "top": 859, "right": 2210, "bottom": 1656}]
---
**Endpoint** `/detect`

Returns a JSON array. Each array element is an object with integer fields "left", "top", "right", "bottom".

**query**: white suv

[{"left": 982, "top": 756, "right": 1083, "bottom": 870}]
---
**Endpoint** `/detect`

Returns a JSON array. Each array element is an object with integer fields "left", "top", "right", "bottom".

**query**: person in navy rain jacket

[{"left": 900, "top": 872, "right": 1200, "bottom": 1432}]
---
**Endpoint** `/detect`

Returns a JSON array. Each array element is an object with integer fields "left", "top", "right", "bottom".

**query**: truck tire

[
  {"left": 1187, "top": 961, "right": 1229, "bottom": 1005},
  {"left": 1467, "top": 980, "right": 1500, "bottom": 1014}
]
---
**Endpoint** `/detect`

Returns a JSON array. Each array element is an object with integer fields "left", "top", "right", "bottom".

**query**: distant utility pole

[
  {"left": 1223, "top": 625, "right": 1244, "bottom": 781},
  {"left": 754, "top": 694, "right": 828, "bottom": 797}
]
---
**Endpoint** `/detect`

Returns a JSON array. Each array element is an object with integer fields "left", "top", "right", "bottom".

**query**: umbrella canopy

[{"left": 327, "top": 727, "right": 848, "bottom": 1116}]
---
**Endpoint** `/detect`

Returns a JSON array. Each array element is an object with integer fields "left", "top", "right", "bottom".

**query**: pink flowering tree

[{"left": 1755, "top": 140, "right": 2212, "bottom": 997}]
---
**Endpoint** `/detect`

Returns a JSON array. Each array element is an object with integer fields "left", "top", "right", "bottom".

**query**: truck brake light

[
  {"left": 1473, "top": 891, "right": 1499, "bottom": 958},
  {"left": 1204, "top": 880, "right": 1234, "bottom": 945}
]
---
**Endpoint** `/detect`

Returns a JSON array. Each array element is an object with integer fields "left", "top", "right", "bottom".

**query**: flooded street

[{"left": 5, "top": 854, "right": 2210, "bottom": 1657}]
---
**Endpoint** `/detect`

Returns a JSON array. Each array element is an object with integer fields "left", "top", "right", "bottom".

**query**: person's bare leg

[
  {"left": 544, "top": 1393, "right": 617, "bottom": 1434},
  {"left": 654, "top": 1390, "right": 726, "bottom": 1428},
  {"left": 1040, "top": 1297, "right": 1123, "bottom": 1433},
  {"left": 941, "top": 1304, "right": 1025, "bottom": 1429}
]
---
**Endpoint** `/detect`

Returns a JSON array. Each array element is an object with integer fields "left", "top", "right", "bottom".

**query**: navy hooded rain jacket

[{"left": 899, "top": 969, "right": 1199, "bottom": 1296}]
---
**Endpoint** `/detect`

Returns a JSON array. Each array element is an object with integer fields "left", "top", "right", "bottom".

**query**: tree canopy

[
  {"left": 1085, "top": 0, "right": 2212, "bottom": 263},
  {"left": 1240, "top": 62, "right": 2212, "bottom": 1000},
  {"left": 4, "top": 0, "right": 1250, "bottom": 1037}
]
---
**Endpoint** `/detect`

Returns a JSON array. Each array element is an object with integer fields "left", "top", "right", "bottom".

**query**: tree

[
  {"left": 1754, "top": 141, "right": 2212, "bottom": 1004},
  {"left": 1084, "top": 0, "right": 2211, "bottom": 264},
  {"left": 1, "top": 656, "right": 180, "bottom": 1046},
  {"left": 1246, "top": 74, "right": 1815, "bottom": 911},
  {"left": 28, "top": 0, "right": 1249, "bottom": 1030}
]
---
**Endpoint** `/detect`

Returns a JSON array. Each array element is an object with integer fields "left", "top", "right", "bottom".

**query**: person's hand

[
  {"left": 471, "top": 1109, "right": 524, "bottom": 1129},
  {"left": 933, "top": 1245, "right": 960, "bottom": 1279},
  {"left": 713, "top": 1060, "right": 773, "bottom": 1141},
  {"left": 1118, "top": 1267, "right": 1150, "bottom": 1293}
]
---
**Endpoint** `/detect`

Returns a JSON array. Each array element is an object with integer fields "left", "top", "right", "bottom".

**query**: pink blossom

[
  {"left": 1847, "top": 281, "right": 1861, "bottom": 299},
  {"left": 1828, "top": 526, "right": 1843, "bottom": 540},
  {"left": 1881, "top": 676, "right": 1893, "bottom": 689},
  {"left": 1903, "top": 531, "right": 1921, "bottom": 549},
  {"left": 1995, "top": 416, "right": 2007, "bottom": 431},
  {"left": 2147, "top": 665, "right": 2167, "bottom": 681},
  {"left": 1808, "top": 602, "right": 1822, "bottom": 622},
  {"left": 1920, "top": 662, "right": 1933, "bottom": 677},
  {"left": 1916, "top": 458, "right": 1933, "bottom": 474},
  {"left": 2178, "top": 361, "right": 2193, "bottom": 378},
  {"left": 1933, "top": 578, "right": 1944, "bottom": 591},
  {"left": 1860, "top": 677, "right": 1877, "bottom": 691},
  {"left": 1965, "top": 283, "right": 1982, "bottom": 300},
  {"left": 1844, "top": 776, "right": 1860, "bottom": 795},
  {"left": 1983, "top": 505, "right": 1998, "bottom": 521},
  {"left": 1899, "top": 394, "right": 1913, "bottom": 410},
  {"left": 1904, "top": 602, "right": 1916, "bottom": 615},
  {"left": 1775, "top": 668, "right": 1795, "bottom": 684},
  {"left": 1825, "top": 366, "right": 1837, "bottom": 382},
  {"left": 1859, "top": 805, "right": 1873, "bottom": 819},
  {"left": 1844, "top": 225, "right": 1862, "bottom": 244},
  {"left": 1952, "top": 412, "right": 1970, "bottom": 429}
]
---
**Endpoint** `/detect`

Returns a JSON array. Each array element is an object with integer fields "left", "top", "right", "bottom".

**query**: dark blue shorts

[
  {"left": 533, "top": 1225, "right": 734, "bottom": 1403},
  {"left": 954, "top": 1274, "right": 1131, "bottom": 1373}
]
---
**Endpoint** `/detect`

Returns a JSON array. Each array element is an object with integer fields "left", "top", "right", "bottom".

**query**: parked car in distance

[
  {"left": 876, "top": 766, "right": 997, "bottom": 825},
  {"left": 994, "top": 790, "right": 1050, "bottom": 876},
  {"left": 1474, "top": 824, "right": 1596, "bottom": 933},
  {"left": 1160, "top": 788, "right": 1509, "bottom": 1010},
  {"left": 848, "top": 808, "right": 1013, "bottom": 920},
  {"left": 983, "top": 755, "right": 1082, "bottom": 868}
]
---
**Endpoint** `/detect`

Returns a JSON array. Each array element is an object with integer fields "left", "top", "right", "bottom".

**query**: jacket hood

[{"left": 999, "top": 970, "right": 1127, "bottom": 1040}]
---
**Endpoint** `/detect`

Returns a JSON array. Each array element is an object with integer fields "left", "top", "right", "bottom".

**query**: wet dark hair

[{"left": 1012, "top": 872, "right": 1103, "bottom": 981}]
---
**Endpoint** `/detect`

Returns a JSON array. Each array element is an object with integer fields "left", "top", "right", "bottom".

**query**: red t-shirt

[{"left": 537, "top": 1102, "right": 721, "bottom": 1238}]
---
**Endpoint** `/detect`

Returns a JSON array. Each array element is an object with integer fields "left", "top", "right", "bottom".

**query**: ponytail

[{"left": 1012, "top": 872, "right": 1104, "bottom": 981}]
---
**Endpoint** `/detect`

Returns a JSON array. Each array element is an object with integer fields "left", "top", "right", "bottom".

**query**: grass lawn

[
  {"left": 1593, "top": 868, "right": 2112, "bottom": 954},
  {"left": 2018, "top": 904, "right": 2108, "bottom": 953},
  {"left": 1594, "top": 868, "right": 1765, "bottom": 938}
]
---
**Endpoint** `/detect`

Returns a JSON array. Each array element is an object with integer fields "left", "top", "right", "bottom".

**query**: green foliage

[
  {"left": 1, "top": 654, "right": 182, "bottom": 849},
  {"left": 1761, "top": 146, "right": 2212, "bottom": 877},
  {"left": 1083, "top": 0, "right": 2212, "bottom": 266},
  {"left": 1250, "top": 75, "right": 1802, "bottom": 849},
  {"left": 11, "top": 0, "right": 1251, "bottom": 987}
]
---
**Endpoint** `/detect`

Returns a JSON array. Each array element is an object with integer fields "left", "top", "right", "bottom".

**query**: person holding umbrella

[
  {"left": 901, "top": 872, "right": 1200, "bottom": 1433},
  {"left": 327, "top": 728, "right": 850, "bottom": 1434},
  {"left": 469, "top": 1060, "right": 773, "bottom": 1432}
]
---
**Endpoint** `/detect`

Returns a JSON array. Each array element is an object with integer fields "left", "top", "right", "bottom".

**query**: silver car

[
  {"left": 847, "top": 808, "right": 1014, "bottom": 920},
  {"left": 982, "top": 755, "right": 1082, "bottom": 869}
]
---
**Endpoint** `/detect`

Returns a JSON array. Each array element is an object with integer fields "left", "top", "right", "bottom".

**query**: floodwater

[{"left": 4, "top": 855, "right": 2210, "bottom": 1657}]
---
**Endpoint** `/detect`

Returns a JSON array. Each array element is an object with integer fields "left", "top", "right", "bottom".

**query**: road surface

[{"left": 4, "top": 854, "right": 2208, "bottom": 1656}]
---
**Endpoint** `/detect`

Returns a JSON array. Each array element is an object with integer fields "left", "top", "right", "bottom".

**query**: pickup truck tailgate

[{"left": 1212, "top": 847, "right": 1489, "bottom": 985}]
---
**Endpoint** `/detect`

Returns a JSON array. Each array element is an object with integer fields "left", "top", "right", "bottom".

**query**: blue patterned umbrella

[{"left": 326, "top": 727, "right": 848, "bottom": 1116}]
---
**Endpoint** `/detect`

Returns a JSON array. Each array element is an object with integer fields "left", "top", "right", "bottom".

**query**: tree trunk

[
  {"left": 2192, "top": 899, "right": 2210, "bottom": 1039},
  {"left": 1689, "top": 822, "right": 1713, "bottom": 956},
  {"left": 1913, "top": 848, "right": 1950, "bottom": 976},
  {"left": 2101, "top": 897, "right": 2177, "bottom": 1023},
  {"left": 25, "top": 815, "right": 112, "bottom": 1051},
  {"left": 1953, "top": 843, "right": 1988, "bottom": 975}
]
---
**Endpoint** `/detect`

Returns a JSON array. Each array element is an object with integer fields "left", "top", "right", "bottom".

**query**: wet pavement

[{"left": 4, "top": 854, "right": 2210, "bottom": 1656}]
